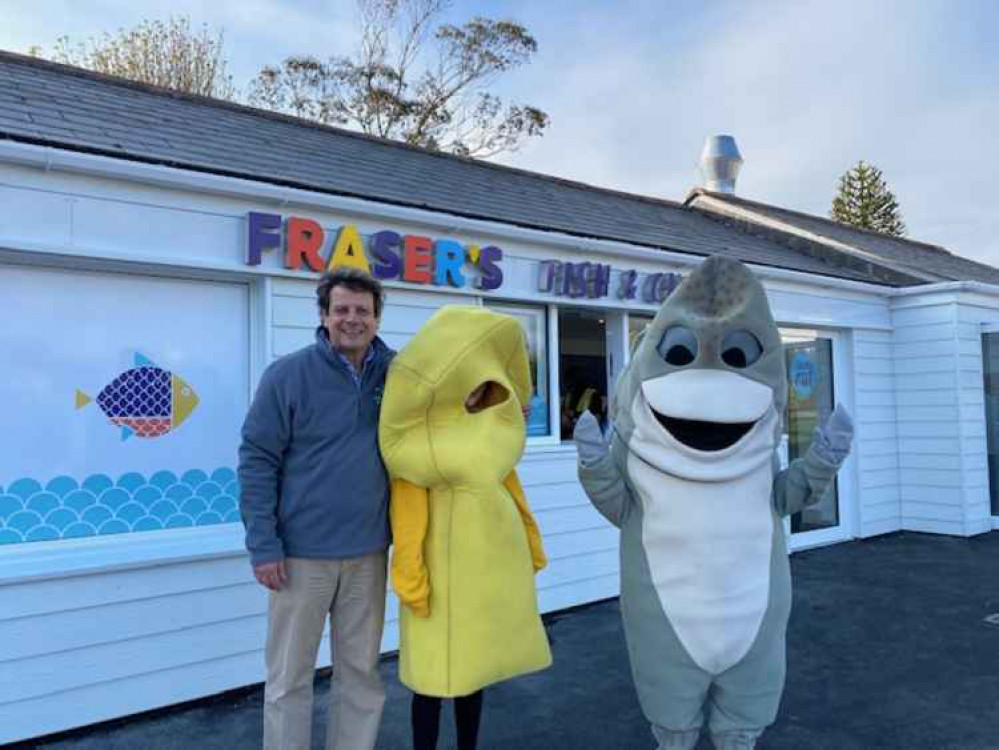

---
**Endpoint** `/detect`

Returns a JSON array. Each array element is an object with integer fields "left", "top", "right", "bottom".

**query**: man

[{"left": 238, "top": 267, "right": 394, "bottom": 750}]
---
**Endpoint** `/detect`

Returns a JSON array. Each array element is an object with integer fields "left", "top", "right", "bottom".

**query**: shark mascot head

[{"left": 613, "top": 255, "right": 787, "bottom": 481}]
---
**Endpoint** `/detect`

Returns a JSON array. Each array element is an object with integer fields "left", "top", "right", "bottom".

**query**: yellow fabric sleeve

[
  {"left": 503, "top": 471, "right": 547, "bottom": 573},
  {"left": 389, "top": 478, "right": 431, "bottom": 618}
]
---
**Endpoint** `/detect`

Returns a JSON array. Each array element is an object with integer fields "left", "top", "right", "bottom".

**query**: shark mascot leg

[{"left": 573, "top": 256, "right": 853, "bottom": 749}]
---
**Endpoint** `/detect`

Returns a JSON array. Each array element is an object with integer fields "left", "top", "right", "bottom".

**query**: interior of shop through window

[
  {"left": 981, "top": 331, "right": 999, "bottom": 518},
  {"left": 558, "top": 309, "right": 608, "bottom": 440},
  {"left": 781, "top": 330, "right": 839, "bottom": 534}
]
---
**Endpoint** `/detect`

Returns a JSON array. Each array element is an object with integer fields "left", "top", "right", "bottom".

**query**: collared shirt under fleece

[{"left": 238, "top": 328, "right": 395, "bottom": 566}]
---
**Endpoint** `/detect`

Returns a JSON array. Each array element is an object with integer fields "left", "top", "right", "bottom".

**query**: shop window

[
  {"left": 558, "top": 309, "right": 608, "bottom": 440},
  {"left": 0, "top": 265, "right": 250, "bottom": 547},
  {"left": 485, "top": 302, "right": 551, "bottom": 437},
  {"left": 981, "top": 332, "right": 999, "bottom": 518}
]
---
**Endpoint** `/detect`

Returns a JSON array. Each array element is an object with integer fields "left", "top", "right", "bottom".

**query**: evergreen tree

[{"left": 830, "top": 160, "right": 906, "bottom": 237}]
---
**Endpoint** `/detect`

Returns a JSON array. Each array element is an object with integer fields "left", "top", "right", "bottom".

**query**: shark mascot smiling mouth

[{"left": 574, "top": 256, "right": 853, "bottom": 750}]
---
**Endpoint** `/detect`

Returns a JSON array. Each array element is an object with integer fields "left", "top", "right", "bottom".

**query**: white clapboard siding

[
  {"left": 853, "top": 329, "right": 901, "bottom": 537},
  {"left": 519, "top": 449, "right": 620, "bottom": 609},
  {"left": 0, "top": 552, "right": 265, "bottom": 744},
  {"left": 271, "top": 278, "right": 471, "bottom": 359},
  {"left": 889, "top": 297, "right": 999, "bottom": 536},
  {"left": 891, "top": 302, "right": 963, "bottom": 534},
  {"left": 954, "top": 303, "right": 999, "bottom": 534},
  {"left": 1, "top": 649, "right": 262, "bottom": 743}
]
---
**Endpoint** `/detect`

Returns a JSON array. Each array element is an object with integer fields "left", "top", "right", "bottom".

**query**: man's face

[{"left": 323, "top": 285, "right": 379, "bottom": 357}]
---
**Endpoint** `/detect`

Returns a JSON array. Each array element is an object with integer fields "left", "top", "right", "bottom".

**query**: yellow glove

[
  {"left": 503, "top": 471, "right": 547, "bottom": 573},
  {"left": 389, "top": 478, "right": 431, "bottom": 618}
]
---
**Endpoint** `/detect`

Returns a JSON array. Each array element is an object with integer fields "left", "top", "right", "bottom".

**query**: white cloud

[{"left": 497, "top": 0, "right": 999, "bottom": 263}]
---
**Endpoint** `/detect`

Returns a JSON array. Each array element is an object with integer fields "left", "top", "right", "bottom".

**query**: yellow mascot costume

[{"left": 379, "top": 306, "right": 552, "bottom": 711}]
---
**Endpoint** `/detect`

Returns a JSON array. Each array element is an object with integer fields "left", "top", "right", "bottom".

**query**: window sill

[
  {"left": 0, "top": 524, "right": 247, "bottom": 586},
  {"left": 523, "top": 441, "right": 579, "bottom": 457}
]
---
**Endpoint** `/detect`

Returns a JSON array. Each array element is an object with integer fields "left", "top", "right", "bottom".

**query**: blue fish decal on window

[{"left": 75, "top": 353, "right": 200, "bottom": 441}]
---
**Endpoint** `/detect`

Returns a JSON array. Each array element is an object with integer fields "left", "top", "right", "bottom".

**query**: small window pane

[
  {"left": 486, "top": 303, "right": 550, "bottom": 437},
  {"left": 559, "top": 309, "right": 608, "bottom": 441}
]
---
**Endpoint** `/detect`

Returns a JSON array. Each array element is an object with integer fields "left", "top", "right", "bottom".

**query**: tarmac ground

[{"left": 15, "top": 531, "right": 999, "bottom": 750}]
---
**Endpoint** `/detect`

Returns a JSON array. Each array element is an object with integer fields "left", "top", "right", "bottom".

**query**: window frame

[{"left": 483, "top": 300, "right": 560, "bottom": 445}]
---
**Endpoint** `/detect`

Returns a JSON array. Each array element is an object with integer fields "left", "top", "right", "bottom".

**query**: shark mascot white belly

[{"left": 574, "top": 256, "right": 853, "bottom": 750}]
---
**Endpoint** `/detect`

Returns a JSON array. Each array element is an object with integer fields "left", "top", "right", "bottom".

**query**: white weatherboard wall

[
  {"left": 853, "top": 328, "right": 902, "bottom": 537},
  {"left": 891, "top": 289, "right": 999, "bottom": 536},
  {"left": 0, "top": 544, "right": 262, "bottom": 742},
  {"left": 955, "top": 299, "right": 999, "bottom": 533}
]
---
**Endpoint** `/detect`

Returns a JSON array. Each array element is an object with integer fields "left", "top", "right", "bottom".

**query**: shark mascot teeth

[{"left": 574, "top": 256, "right": 853, "bottom": 750}]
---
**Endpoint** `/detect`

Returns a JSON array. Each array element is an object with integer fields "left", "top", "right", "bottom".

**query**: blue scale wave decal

[{"left": 0, "top": 469, "right": 240, "bottom": 545}]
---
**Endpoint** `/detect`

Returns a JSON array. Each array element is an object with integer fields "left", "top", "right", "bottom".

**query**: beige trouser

[{"left": 263, "top": 553, "right": 388, "bottom": 750}]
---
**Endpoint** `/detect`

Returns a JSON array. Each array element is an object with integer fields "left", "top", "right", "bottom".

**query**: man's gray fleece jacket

[{"left": 238, "top": 329, "right": 394, "bottom": 566}]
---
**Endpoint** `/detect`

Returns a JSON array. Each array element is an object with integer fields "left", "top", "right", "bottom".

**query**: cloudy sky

[{"left": 3, "top": 0, "right": 998, "bottom": 264}]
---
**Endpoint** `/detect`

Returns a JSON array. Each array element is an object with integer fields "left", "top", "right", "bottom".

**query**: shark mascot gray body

[{"left": 574, "top": 256, "right": 852, "bottom": 750}]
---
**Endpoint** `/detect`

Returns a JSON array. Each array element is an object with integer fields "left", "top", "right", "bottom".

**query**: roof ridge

[
  {"left": 686, "top": 187, "right": 954, "bottom": 255},
  {"left": 0, "top": 47, "right": 687, "bottom": 212}
]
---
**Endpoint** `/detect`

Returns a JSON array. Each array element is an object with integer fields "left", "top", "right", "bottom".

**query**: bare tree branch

[
  {"left": 41, "top": 17, "right": 236, "bottom": 100},
  {"left": 247, "top": 0, "right": 548, "bottom": 158}
]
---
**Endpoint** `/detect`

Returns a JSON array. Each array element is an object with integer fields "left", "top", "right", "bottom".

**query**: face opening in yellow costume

[
  {"left": 465, "top": 381, "right": 507, "bottom": 412},
  {"left": 380, "top": 306, "right": 552, "bottom": 698}
]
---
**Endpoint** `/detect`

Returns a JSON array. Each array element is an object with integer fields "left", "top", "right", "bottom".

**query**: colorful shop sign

[
  {"left": 538, "top": 260, "right": 682, "bottom": 304},
  {"left": 245, "top": 212, "right": 503, "bottom": 290}
]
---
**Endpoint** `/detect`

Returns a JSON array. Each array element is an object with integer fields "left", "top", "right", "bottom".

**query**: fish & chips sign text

[{"left": 538, "top": 260, "right": 681, "bottom": 303}]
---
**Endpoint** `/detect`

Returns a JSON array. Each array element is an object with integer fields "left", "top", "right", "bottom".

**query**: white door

[
  {"left": 781, "top": 328, "right": 856, "bottom": 551},
  {"left": 981, "top": 325, "right": 999, "bottom": 530}
]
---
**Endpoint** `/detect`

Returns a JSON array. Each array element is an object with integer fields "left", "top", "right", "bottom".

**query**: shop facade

[{"left": 2, "top": 53, "right": 999, "bottom": 744}]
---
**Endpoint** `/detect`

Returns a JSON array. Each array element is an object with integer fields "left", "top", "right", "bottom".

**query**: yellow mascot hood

[{"left": 379, "top": 306, "right": 533, "bottom": 490}]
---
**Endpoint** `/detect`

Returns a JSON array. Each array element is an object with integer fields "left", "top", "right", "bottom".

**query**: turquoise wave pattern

[{"left": 0, "top": 469, "right": 240, "bottom": 545}]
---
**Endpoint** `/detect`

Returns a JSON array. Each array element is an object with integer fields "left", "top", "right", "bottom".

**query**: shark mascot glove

[
  {"left": 574, "top": 256, "right": 853, "bottom": 750},
  {"left": 379, "top": 306, "right": 552, "bottom": 700}
]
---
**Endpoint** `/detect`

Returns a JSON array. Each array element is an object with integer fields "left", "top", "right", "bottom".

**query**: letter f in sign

[{"left": 247, "top": 212, "right": 282, "bottom": 265}]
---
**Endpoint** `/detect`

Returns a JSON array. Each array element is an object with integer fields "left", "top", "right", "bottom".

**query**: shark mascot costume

[{"left": 573, "top": 256, "right": 853, "bottom": 750}]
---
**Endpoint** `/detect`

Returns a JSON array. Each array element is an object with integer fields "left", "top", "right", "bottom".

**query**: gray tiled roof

[
  {"left": 687, "top": 189, "right": 999, "bottom": 286},
  {"left": 0, "top": 50, "right": 928, "bottom": 286}
]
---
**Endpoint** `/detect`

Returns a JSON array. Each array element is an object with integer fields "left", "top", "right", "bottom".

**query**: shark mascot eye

[
  {"left": 721, "top": 330, "right": 763, "bottom": 368},
  {"left": 658, "top": 326, "right": 698, "bottom": 366},
  {"left": 573, "top": 255, "right": 854, "bottom": 749}
]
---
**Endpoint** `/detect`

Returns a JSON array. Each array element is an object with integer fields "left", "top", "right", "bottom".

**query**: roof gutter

[
  {"left": 0, "top": 139, "right": 896, "bottom": 298},
  {"left": 890, "top": 280, "right": 999, "bottom": 297}
]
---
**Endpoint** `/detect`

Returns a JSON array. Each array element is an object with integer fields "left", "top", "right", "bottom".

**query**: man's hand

[
  {"left": 521, "top": 403, "right": 531, "bottom": 421},
  {"left": 254, "top": 560, "right": 288, "bottom": 591}
]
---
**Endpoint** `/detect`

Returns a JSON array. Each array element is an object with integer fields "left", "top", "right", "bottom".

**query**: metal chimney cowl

[{"left": 699, "top": 135, "right": 743, "bottom": 194}]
